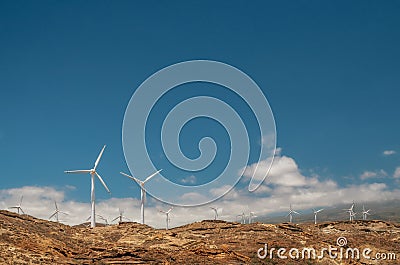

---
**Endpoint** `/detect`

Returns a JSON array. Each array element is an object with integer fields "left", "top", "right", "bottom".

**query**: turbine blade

[
  {"left": 144, "top": 169, "right": 162, "bottom": 183},
  {"left": 20, "top": 208, "right": 25, "bottom": 214},
  {"left": 120, "top": 172, "right": 142, "bottom": 185},
  {"left": 60, "top": 211, "right": 69, "bottom": 215},
  {"left": 64, "top": 170, "right": 91, "bottom": 174},
  {"left": 111, "top": 217, "right": 119, "bottom": 222},
  {"left": 94, "top": 145, "right": 106, "bottom": 170},
  {"left": 49, "top": 212, "right": 57, "bottom": 219},
  {"left": 54, "top": 201, "right": 58, "bottom": 210},
  {"left": 167, "top": 207, "right": 173, "bottom": 213},
  {"left": 95, "top": 172, "right": 111, "bottom": 194},
  {"left": 293, "top": 210, "right": 300, "bottom": 215},
  {"left": 20, "top": 196, "right": 23, "bottom": 205}
]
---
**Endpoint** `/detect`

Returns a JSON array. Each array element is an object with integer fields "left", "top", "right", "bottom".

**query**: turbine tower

[
  {"left": 312, "top": 208, "right": 323, "bottom": 224},
  {"left": 9, "top": 196, "right": 24, "bottom": 214},
  {"left": 112, "top": 208, "right": 131, "bottom": 224},
  {"left": 210, "top": 207, "right": 218, "bottom": 220},
  {"left": 159, "top": 207, "right": 173, "bottom": 230},
  {"left": 64, "top": 145, "right": 111, "bottom": 228},
  {"left": 120, "top": 169, "right": 162, "bottom": 224},
  {"left": 286, "top": 204, "right": 300, "bottom": 223},
  {"left": 49, "top": 201, "right": 68, "bottom": 222},
  {"left": 362, "top": 205, "right": 371, "bottom": 220},
  {"left": 249, "top": 212, "right": 257, "bottom": 224}
]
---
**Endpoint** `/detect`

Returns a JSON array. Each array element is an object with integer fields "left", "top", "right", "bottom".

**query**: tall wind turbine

[
  {"left": 312, "top": 208, "right": 323, "bottom": 224},
  {"left": 64, "top": 145, "right": 111, "bottom": 228},
  {"left": 210, "top": 207, "right": 218, "bottom": 220},
  {"left": 159, "top": 207, "right": 173, "bottom": 230},
  {"left": 287, "top": 204, "right": 300, "bottom": 223},
  {"left": 249, "top": 212, "right": 257, "bottom": 224},
  {"left": 120, "top": 169, "right": 162, "bottom": 224},
  {"left": 111, "top": 208, "right": 131, "bottom": 224},
  {"left": 49, "top": 201, "right": 68, "bottom": 223},
  {"left": 9, "top": 196, "right": 24, "bottom": 214},
  {"left": 362, "top": 205, "right": 371, "bottom": 220}
]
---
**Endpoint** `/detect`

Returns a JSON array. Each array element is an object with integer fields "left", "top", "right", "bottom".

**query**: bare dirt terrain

[{"left": 0, "top": 210, "right": 399, "bottom": 264}]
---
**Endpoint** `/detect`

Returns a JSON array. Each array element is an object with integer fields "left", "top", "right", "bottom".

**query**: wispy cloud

[
  {"left": 360, "top": 169, "right": 388, "bottom": 180},
  {"left": 394, "top": 167, "right": 400, "bottom": 179},
  {"left": 383, "top": 150, "right": 396, "bottom": 156}
]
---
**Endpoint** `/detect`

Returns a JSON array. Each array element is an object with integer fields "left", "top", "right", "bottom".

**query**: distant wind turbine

[
  {"left": 86, "top": 214, "right": 108, "bottom": 226},
  {"left": 159, "top": 207, "right": 173, "bottom": 230},
  {"left": 49, "top": 201, "right": 68, "bottom": 223},
  {"left": 64, "top": 145, "right": 111, "bottom": 228},
  {"left": 344, "top": 202, "right": 355, "bottom": 221},
  {"left": 120, "top": 169, "right": 162, "bottom": 224},
  {"left": 210, "top": 207, "right": 218, "bottom": 220},
  {"left": 362, "top": 205, "right": 371, "bottom": 220},
  {"left": 312, "top": 208, "right": 323, "bottom": 224},
  {"left": 249, "top": 212, "right": 257, "bottom": 224},
  {"left": 237, "top": 212, "right": 246, "bottom": 224},
  {"left": 9, "top": 196, "right": 24, "bottom": 214},
  {"left": 287, "top": 204, "right": 300, "bottom": 223},
  {"left": 111, "top": 208, "right": 131, "bottom": 224}
]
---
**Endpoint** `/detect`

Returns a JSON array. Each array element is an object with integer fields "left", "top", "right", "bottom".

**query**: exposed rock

[{"left": 0, "top": 210, "right": 399, "bottom": 264}]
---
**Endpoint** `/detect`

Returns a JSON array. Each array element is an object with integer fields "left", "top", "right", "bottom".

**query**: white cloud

[
  {"left": 181, "top": 175, "right": 196, "bottom": 184},
  {"left": 394, "top": 167, "right": 400, "bottom": 179},
  {"left": 243, "top": 155, "right": 307, "bottom": 187},
  {"left": 360, "top": 169, "right": 387, "bottom": 180},
  {"left": 1, "top": 152, "right": 400, "bottom": 228},
  {"left": 383, "top": 150, "right": 396, "bottom": 156}
]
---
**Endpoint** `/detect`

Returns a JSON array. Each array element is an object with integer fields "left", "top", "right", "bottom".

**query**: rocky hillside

[{"left": 0, "top": 210, "right": 399, "bottom": 264}]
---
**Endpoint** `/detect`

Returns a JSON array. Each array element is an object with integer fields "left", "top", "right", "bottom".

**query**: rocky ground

[{"left": 0, "top": 210, "right": 399, "bottom": 264}]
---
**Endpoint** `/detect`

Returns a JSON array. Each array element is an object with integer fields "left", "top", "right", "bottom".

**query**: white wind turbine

[
  {"left": 362, "top": 205, "right": 371, "bottom": 220},
  {"left": 249, "top": 212, "right": 257, "bottom": 224},
  {"left": 344, "top": 202, "right": 355, "bottom": 221},
  {"left": 287, "top": 204, "right": 300, "bottom": 223},
  {"left": 210, "top": 207, "right": 219, "bottom": 220},
  {"left": 85, "top": 214, "right": 108, "bottom": 226},
  {"left": 49, "top": 201, "right": 68, "bottom": 223},
  {"left": 120, "top": 169, "right": 162, "bottom": 224},
  {"left": 64, "top": 145, "right": 111, "bottom": 228},
  {"left": 237, "top": 212, "right": 246, "bottom": 224},
  {"left": 9, "top": 196, "right": 25, "bottom": 214},
  {"left": 112, "top": 208, "right": 131, "bottom": 224},
  {"left": 159, "top": 207, "right": 173, "bottom": 230},
  {"left": 312, "top": 208, "right": 323, "bottom": 224}
]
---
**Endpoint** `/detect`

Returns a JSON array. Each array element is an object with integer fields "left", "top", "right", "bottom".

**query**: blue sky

[{"left": 0, "top": 1, "right": 400, "bottom": 226}]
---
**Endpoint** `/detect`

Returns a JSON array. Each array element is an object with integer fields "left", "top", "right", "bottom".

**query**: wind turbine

[
  {"left": 159, "top": 207, "right": 173, "bottom": 230},
  {"left": 9, "top": 196, "right": 24, "bottom": 214},
  {"left": 210, "top": 207, "right": 218, "bottom": 220},
  {"left": 286, "top": 204, "right": 300, "bottom": 223},
  {"left": 64, "top": 145, "right": 111, "bottom": 228},
  {"left": 312, "top": 208, "right": 323, "bottom": 224},
  {"left": 120, "top": 169, "right": 162, "bottom": 224},
  {"left": 49, "top": 201, "right": 68, "bottom": 223},
  {"left": 249, "top": 212, "right": 257, "bottom": 224},
  {"left": 111, "top": 208, "right": 131, "bottom": 224},
  {"left": 237, "top": 212, "right": 246, "bottom": 224},
  {"left": 362, "top": 205, "right": 371, "bottom": 220},
  {"left": 344, "top": 202, "right": 355, "bottom": 221},
  {"left": 350, "top": 211, "right": 356, "bottom": 221},
  {"left": 86, "top": 214, "right": 108, "bottom": 226}
]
